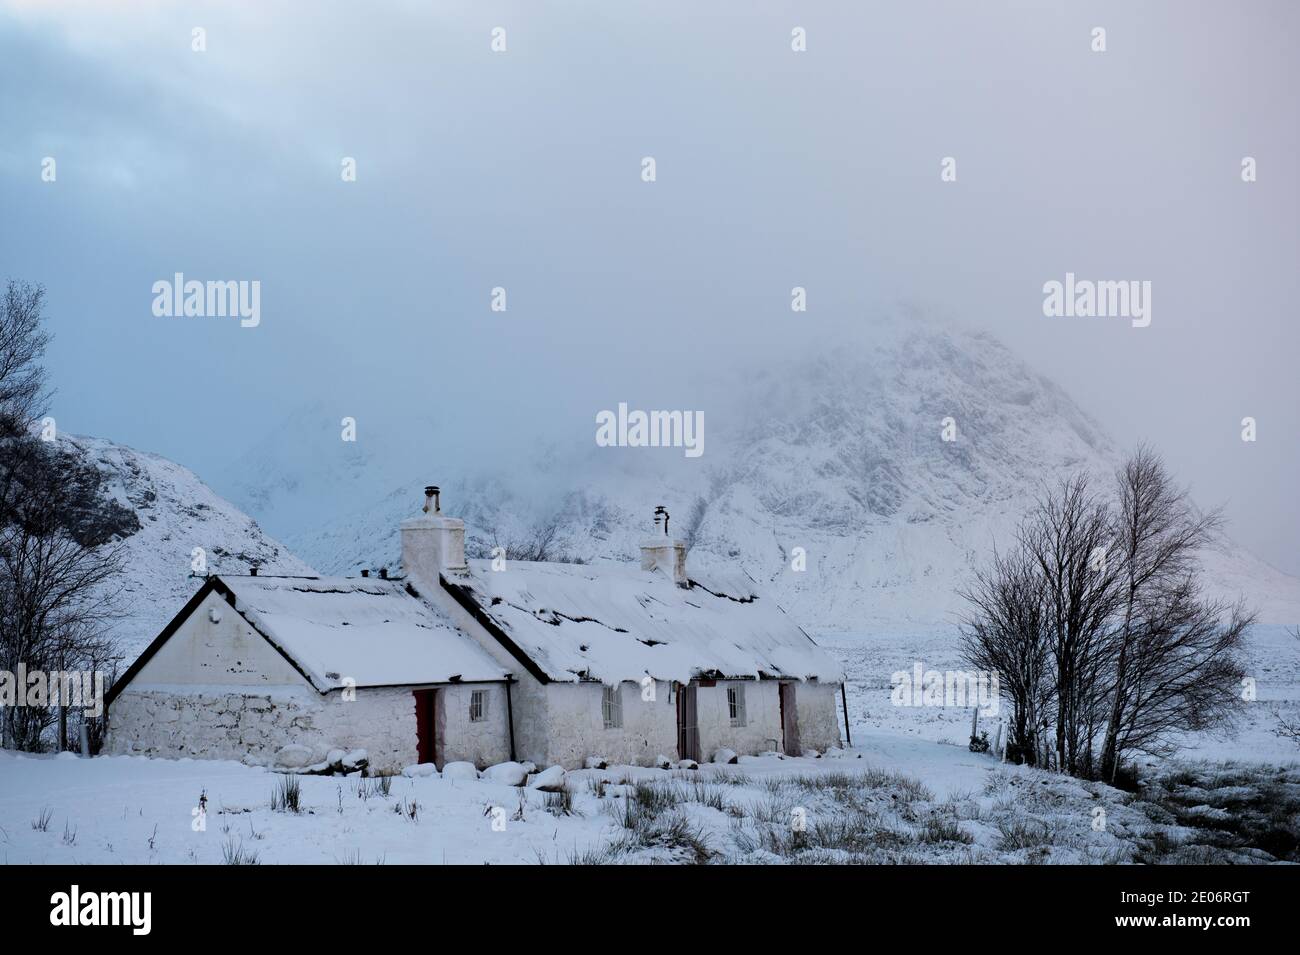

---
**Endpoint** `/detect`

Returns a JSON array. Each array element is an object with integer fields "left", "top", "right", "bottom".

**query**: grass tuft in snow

[
  {"left": 995, "top": 817, "right": 1052, "bottom": 852},
  {"left": 221, "top": 837, "right": 261, "bottom": 865},
  {"left": 393, "top": 796, "right": 419, "bottom": 821},
  {"left": 31, "top": 806, "right": 53, "bottom": 832},
  {"left": 270, "top": 774, "right": 302, "bottom": 813},
  {"left": 606, "top": 781, "right": 714, "bottom": 863},
  {"left": 335, "top": 848, "right": 386, "bottom": 865},
  {"left": 544, "top": 785, "right": 578, "bottom": 817},
  {"left": 1129, "top": 762, "right": 1300, "bottom": 863}
]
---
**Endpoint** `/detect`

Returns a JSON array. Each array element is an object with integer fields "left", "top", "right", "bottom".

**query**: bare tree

[
  {"left": 1019, "top": 474, "right": 1124, "bottom": 775},
  {"left": 1099, "top": 445, "right": 1223, "bottom": 781},
  {"left": 959, "top": 546, "right": 1052, "bottom": 765},
  {"left": 0, "top": 280, "right": 51, "bottom": 433},
  {"left": 0, "top": 437, "right": 125, "bottom": 749},
  {"left": 1276, "top": 626, "right": 1300, "bottom": 748},
  {"left": 681, "top": 494, "right": 709, "bottom": 552},
  {"left": 480, "top": 517, "right": 583, "bottom": 564},
  {"left": 0, "top": 282, "right": 123, "bottom": 750},
  {"left": 960, "top": 450, "right": 1252, "bottom": 782}
]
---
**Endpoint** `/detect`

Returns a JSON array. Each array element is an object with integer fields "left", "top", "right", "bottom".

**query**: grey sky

[{"left": 1, "top": 0, "right": 1296, "bottom": 574}]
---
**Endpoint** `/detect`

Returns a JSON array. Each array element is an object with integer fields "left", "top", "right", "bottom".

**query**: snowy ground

[
  {"left": 2, "top": 624, "right": 1295, "bottom": 866},
  {"left": 822, "top": 623, "right": 1300, "bottom": 765},
  {"left": 0, "top": 742, "right": 1139, "bottom": 865},
  {"left": 4, "top": 726, "right": 1297, "bottom": 865}
]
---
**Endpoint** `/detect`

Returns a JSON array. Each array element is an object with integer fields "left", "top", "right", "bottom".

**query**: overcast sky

[{"left": 1, "top": 0, "right": 1296, "bottom": 575}]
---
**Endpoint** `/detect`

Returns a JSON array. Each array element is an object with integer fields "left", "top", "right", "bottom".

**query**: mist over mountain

[{"left": 208, "top": 317, "right": 1300, "bottom": 630}]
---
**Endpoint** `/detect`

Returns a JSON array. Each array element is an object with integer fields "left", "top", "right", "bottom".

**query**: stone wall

[{"left": 106, "top": 682, "right": 511, "bottom": 774}]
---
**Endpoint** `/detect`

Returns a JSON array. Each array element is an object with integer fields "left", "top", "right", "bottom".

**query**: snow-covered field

[
  {"left": 5, "top": 617, "right": 1298, "bottom": 867},
  {"left": 6, "top": 732, "right": 1296, "bottom": 865},
  {"left": 823, "top": 623, "right": 1300, "bottom": 765},
  {"left": 0, "top": 740, "right": 1155, "bottom": 865}
]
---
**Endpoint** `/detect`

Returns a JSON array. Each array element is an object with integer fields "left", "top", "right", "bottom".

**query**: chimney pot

[
  {"left": 250, "top": 566, "right": 258, "bottom": 577},
  {"left": 641, "top": 507, "right": 687, "bottom": 586},
  {"left": 401, "top": 484, "right": 467, "bottom": 583},
  {"left": 653, "top": 505, "right": 670, "bottom": 536},
  {"left": 360, "top": 569, "right": 369, "bottom": 578},
  {"left": 379, "top": 567, "right": 388, "bottom": 580}
]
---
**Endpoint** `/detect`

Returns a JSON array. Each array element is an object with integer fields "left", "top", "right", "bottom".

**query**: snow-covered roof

[
  {"left": 221, "top": 575, "right": 510, "bottom": 691},
  {"left": 442, "top": 560, "right": 844, "bottom": 685}
]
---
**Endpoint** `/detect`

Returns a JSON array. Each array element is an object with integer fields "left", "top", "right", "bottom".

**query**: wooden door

[
  {"left": 779, "top": 683, "right": 800, "bottom": 756},
  {"left": 413, "top": 688, "right": 438, "bottom": 766},
  {"left": 677, "top": 683, "right": 700, "bottom": 762}
]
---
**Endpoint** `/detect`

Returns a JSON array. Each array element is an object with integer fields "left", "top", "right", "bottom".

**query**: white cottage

[{"left": 106, "top": 487, "right": 847, "bottom": 772}]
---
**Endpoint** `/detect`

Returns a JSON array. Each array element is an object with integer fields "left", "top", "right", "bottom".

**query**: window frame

[
  {"left": 469, "top": 688, "right": 488, "bottom": 723},
  {"left": 727, "top": 684, "right": 747, "bottom": 727},
  {"left": 602, "top": 683, "right": 624, "bottom": 730}
]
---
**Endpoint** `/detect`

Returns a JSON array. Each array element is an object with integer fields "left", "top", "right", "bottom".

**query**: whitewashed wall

[
  {"left": 129, "top": 590, "right": 303, "bottom": 686},
  {"left": 534, "top": 680, "right": 677, "bottom": 768},
  {"left": 105, "top": 590, "right": 511, "bottom": 772},
  {"left": 794, "top": 682, "right": 844, "bottom": 752},
  {"left": 433, "top": 683, "right": 512, "bottom": 768},
  {"left": 695, "top": 681, "right": 785, "bottom": 758},
  {"left": 501, "top": 678, "right": 842, "bottom": 769}
]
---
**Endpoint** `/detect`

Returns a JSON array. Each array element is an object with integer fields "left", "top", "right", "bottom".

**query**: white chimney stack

[
  {"left": 640, "top": 505, "right": 688, "bottom": 587},
  {"left": 401, "top": 484, "right": 467, "bottom": 584}
]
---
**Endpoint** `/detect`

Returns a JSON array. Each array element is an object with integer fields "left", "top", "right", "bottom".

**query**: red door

[{"left": 413, "top": 689, "right": 438, "bottom": 766}]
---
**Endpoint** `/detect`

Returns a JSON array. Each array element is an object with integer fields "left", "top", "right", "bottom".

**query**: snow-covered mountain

[
  {"left": 209, "top": 316, "right": 1300, "bottom": 630},
  {"left": 61, "top": 434, "right": 314, "bottom": 659}
]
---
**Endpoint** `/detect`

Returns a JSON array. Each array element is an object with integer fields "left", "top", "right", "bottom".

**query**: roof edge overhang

[{"left": 436, "top": 574, "right": 553, "bottom": 684}]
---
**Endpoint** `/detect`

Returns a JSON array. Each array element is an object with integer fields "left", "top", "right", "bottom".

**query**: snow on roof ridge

[
  {"left": 452, "top": 558, "right": 843, "bottom": 685},
  {"left": 219, "top": 572, "right": 510, "bottom": 689}
]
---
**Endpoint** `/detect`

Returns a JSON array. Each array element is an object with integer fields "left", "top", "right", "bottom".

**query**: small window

[
  {"left": 469, "top": 689, "right": 488, "bottom": 722},
  {"left": 602, "top": 684, "right": 623, "bottom": 729},
  {"left": 727, "top": 685, "right": 747, "bottom": 727}
]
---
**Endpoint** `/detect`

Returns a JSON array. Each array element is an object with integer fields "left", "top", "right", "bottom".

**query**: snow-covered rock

[
  {"left": 712, "top": 748, "right": 738, "bottom": 765},
  {"left": 676, "top": 759, "right": 699, "bottom": 770},
  {"left": 401, "top": 763, "right": 437, "bottom": 778},
  {"left": 584, "top": 756, "right": 609, "bottom": 770},
  {"left": 342, "top": 749, "right": 368, "bottom": 772},
  {"left": 441, "top": 761, "right": 479, "bottom": 781},
  {"left": 273, "top": 744, "right": 314, "bottom": 769},
  {"left": 527, "top": 766, "right": 566, "bottom": 791},
  {"left": 482, "top": 761, "right": 529, "bottom": 786},
  {"left": 653, "top": 754, "right": 673, "bottom": 769}
]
